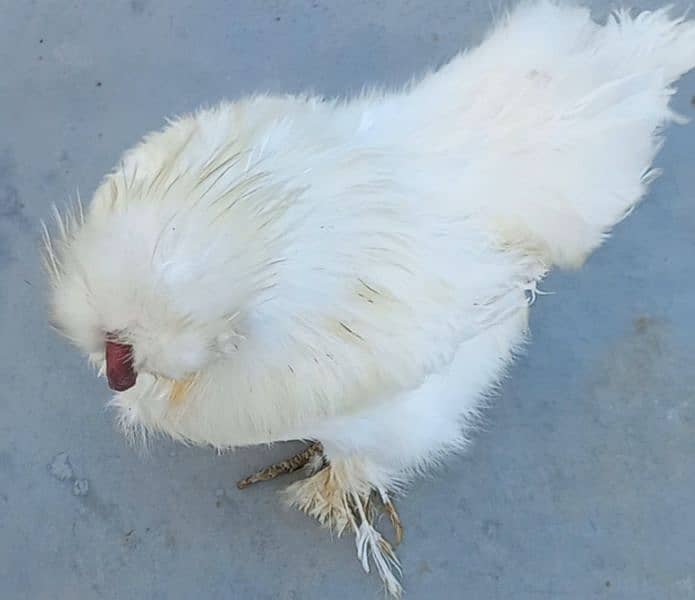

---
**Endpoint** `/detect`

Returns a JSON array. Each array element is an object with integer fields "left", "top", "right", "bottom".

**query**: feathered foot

[
  {"left": 285, "top": 460, "right": 404, "bottom": 597},
  {"left": 236, "top": 441, "right": 324, "bottom": 489}
]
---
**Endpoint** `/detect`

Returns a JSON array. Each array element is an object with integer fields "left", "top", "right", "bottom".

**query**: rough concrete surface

[{"left": 1, "top": 1, "right": 694, "bottom": 599}]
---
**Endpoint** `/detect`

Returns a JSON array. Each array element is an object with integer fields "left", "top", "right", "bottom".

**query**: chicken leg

[{"left": 236, "top": 441, "right": 325, "bottom": 489}]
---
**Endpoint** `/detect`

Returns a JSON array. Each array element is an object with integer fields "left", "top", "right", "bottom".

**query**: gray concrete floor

[{"left": 1, "top": 1, "right": 694, "bottom": 599}]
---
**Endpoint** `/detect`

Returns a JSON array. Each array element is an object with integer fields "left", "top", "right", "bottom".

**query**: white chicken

[{"left": 44, "top": 1, "right": 695, "bottom": 595}]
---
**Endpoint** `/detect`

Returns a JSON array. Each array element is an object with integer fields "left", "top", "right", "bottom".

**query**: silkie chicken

[{"left": 44, "top": 1, "right": 695, "bottom": 595}]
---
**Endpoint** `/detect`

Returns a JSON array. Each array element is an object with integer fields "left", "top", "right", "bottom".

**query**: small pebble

[
  {"left": 49, "top": 452, "right": 73, "bottom": 481},
  {"left": 73, "top": 479, "right": 89, "bottom": 497}
]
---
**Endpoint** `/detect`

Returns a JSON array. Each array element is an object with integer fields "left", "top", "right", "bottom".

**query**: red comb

[{"left": 105, "top": 340, "right": 137, "bottom": 392}]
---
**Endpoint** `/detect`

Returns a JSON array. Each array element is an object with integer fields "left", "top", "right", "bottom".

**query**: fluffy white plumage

[{"left": 45, "top": 1, "right": 695, "bottom": 595}]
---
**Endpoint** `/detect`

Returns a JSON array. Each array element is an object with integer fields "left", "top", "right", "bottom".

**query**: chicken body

[{"left": 46, "top": 2, "right": 695, "bottom": 595}]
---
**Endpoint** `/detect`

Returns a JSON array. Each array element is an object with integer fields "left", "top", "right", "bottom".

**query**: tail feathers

[
  {"left": 405, "top": 1, "right": 695, "bottom": 269},
  {"left": 605, "top": 6, "right": 695, "bottom": 85},
  {"left": 490, "top": 2, "right": 695, "bottom": 268}
]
